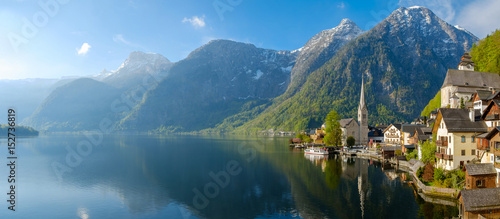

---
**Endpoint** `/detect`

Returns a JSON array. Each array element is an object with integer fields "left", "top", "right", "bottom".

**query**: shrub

[
  {"left": 434, "top": 168, "right": 446, "bottom": 183},
  {"left": 406, "top": 149, "right": 418, "bottom": 161},
  {"left": 422, "top": 163, "right": 435, "bottom": 182}
]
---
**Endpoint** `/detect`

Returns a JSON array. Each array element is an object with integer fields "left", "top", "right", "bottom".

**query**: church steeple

[
  {"left": 359, "top": 76, "right": 366, "bottom": 111},
  {"left": 358, "top": 76, "right": 368, "bottom": 145}
]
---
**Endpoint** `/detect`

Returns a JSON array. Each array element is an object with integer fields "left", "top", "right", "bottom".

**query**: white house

[
  {"left": 433, "top": 108, "right": 487, "bottom": 170},
  {"left": 383, "top": 124, "right": 402, "bottom": 145}
]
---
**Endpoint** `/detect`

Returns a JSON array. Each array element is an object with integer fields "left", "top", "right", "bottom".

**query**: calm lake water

[{"left": 0, "top": 134, "right": 457, "bottom": 218}]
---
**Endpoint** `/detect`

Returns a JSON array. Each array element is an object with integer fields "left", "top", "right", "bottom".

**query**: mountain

[
  {"left": 97, "top": 51, "right": 172, "bottom": 89},
  {"left": 0, "top": 78, "right": 60, "bottom": 123},
  {"left": 286, "top": 18, "right": 364, "bottom": 99},
  {"left": 235, "top": 6, "right": 479, "bottom": 132},
  {"left": 118, "top": 40, "right": 297, "bottom": 132},
  {"left": 24, "top": 78, "right": 121, "bottom": 131}
]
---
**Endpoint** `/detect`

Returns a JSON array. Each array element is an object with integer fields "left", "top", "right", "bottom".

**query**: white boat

[{"left": 304, "top": 147, "right": 328, "bottom": 155}]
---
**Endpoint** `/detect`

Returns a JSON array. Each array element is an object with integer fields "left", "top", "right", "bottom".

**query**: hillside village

[{"left": 296, "top": 52, "right": 500, "bottom": 218}]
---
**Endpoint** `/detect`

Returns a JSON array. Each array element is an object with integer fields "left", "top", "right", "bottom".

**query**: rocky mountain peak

[{"left": 117, "top": 51, "right": 171, "bottom": 72}]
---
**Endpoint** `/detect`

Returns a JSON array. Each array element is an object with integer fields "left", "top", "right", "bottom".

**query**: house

[
  {"left": 459, "top": 187, "right": 500, "bottom": 219},
  {"left": 339, "top": 118, "right": 359, "bottom": 146},
  {"left": 310, "top": 128, "right": 325, "bottom": 144},
  {"left": 476, "top": 127, "right": 500, "bottom": 183},
  {"left": 383, "top": 124, "right": 402, "bottom": 145},
  {"left": 368, "top": 127, "right": 384, "bottom": 144},
  {"left": 401, "top": 124, "right": 426, "bottom": 154},
  {"left": 381, "top": 146, "right": 402, "bottom": 159},
  {"left": 441, "top": 53, "right": 500, "bottom": 108},
  {"left": 472, "top": 89, "right": 500, "bottom": 114},
  {"left": 433, "top": 108, "right": 488, "bottom": 170},
  {"left": 464, "top": 163, "right": 497, "bottom": 189},
  {"left": 480, "top": 100, "right": 500, "bottom": 129}
]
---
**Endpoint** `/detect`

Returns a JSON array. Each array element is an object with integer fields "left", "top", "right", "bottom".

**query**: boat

[{"left": 304, "top": 147, "right": 328, "bottom": 155}]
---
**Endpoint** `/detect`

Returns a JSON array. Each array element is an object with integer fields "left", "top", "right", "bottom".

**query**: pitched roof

[
  {"left": 383, "top": 124, "right": 402, "bottom": 133},
  {"left": 483, "top": 127, "right": 500, "bottom": 140},
  {"left": 441, "top": 69, "right": 500, "bottom": 89},
  {"left": 460, "top": 187, "right": 500, "bottom": 212},
  {"left": 475, "top": 89, "right": 494, "bottom": 101},
  {"left": 481, "top": 100, "right": 500, "bottom": 120},
  {"left": 465, "top": 163, "right": 497, "bottom": 176},
  {"left": 438, "top": 108, "right": 487, "bottom": 133},
  {"left": 381, "top": 146, "right": 401, "bottom": 152},
  {"left": 401, "top": 124, "right": 426, "bottom": 133},
  {"left": 339, "top": 118, "right": 358, "bottom": 128}
]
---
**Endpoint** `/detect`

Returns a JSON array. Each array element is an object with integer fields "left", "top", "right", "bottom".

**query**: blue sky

[{"left": 0, "top": 0, "right": 498, "bottom": 79}]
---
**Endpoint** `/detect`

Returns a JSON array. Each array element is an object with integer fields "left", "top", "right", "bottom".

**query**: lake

[{"left": 0, "top": 134, "right": 458, "bottom": 218}]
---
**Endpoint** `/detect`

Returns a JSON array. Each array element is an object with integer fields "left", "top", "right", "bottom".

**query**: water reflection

[{"left": 6, "top": 135, "right": 459, "bottom": 218}]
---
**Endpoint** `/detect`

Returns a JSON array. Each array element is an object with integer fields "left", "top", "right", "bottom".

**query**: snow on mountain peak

[
  {"left": 301, "top": 18, "right": 363, "bottom": 54},
  {"left": 117, "top": 51, "right": 171, "bottom": 72}
]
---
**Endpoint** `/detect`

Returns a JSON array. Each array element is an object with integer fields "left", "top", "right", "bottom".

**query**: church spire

[{"left": 359, "top": 76, "right": 366, "bottom": 110}]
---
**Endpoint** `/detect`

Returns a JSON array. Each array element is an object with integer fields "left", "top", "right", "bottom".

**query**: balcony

[
  {"left": 443, "top": 154, "right": 453, "bottom": 160},
  {"left": 435, "top": 152, "right": 443, "bottom": 159},
  {"left": 436, "top": 140, "right": 448, "bottom": 147},
  {"left": 385, "top": 134, "right": 399, "bottom": 138},
  {"left": 486, "top": 114, "right": 500, "bottom": 120}
]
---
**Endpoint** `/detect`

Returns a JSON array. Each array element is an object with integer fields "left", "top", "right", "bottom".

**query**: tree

[
  {"left": 420, "top": 140, "right": 437, "bottom": 164},
  {"left": 460, "top": 97, "right": 465, "bottom": 109},
  {"left": 324, "top": 110, "right": 342, "bottom": 146},
  {"left": 346, "top": 136, "right": 356, "bottom": 147}
]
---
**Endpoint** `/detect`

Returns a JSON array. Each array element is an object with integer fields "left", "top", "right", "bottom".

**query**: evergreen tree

[{"left": 346, "top": 136, "right": 356, "bottom": 147}]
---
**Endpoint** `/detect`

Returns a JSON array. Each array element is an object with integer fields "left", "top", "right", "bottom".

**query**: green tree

[
  {"left": 460, "top": 97, "right": 465, "bottom": 109},
  {"left": 420, "top": 140, "right": 437, "bottom": 164},
  {"left": 324, "top": 110, "right": 342, "bottom": 146},
  {"left": 346, "top": 136, "right": 356, "bottom": 147},
  {"left": 471, "top": 30, "right": 500, "bottom": 74}
]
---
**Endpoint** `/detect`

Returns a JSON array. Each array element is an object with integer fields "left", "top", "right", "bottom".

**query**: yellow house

[{"left": 433, "top": 108, "right": 487, "bottom": 170}]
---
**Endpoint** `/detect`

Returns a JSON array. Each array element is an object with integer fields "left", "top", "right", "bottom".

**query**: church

[{"left": 339, "top": 78, "right": 369, "bottom": 146}]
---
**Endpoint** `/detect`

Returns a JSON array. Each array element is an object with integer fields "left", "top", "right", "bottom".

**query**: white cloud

[
  {"left": 455, "top": 0, "right": 500, "bottom": 38},
  {"left": 77, "top": 43, "right": 91, "bottom": 55},
  {"left": 182, "top": 15, "right": 206, "bottom": 28},
  {"left": 337, "top": 2, "right": 345, "bottom": 9}
]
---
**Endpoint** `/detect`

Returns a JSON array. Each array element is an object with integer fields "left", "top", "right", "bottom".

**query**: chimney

[{"left": 469, "top": 108, "right": 475, "bottom": 122}]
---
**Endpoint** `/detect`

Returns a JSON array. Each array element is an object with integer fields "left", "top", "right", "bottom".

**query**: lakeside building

[
  {"left": 432, "top": 108, "right": 487, "bottom": 170},
  {"left": 338, "top": 77, "right": 369, "bottom": 146},
  {"left": 459, "top": 187, "right": 500, "bottom": 219},
  {"left": 464, "top": 163, "right": 497, "bottom": 189},
  {"left": 383, "top": 124, "right": 402, "bottom": 145}
]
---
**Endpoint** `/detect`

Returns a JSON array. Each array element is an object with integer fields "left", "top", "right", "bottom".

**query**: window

[
  {"left": 448, "top": 136, "right": 451, "bottom": 143},
  {"left": 496, "top": 142, "right": 500, "bottom": 150},
  {"left": 462, "top": 150, "right": 466, "bottom": 156},
  {"left": 472, "top": 149, "right": 475, "bottom": 156},
  {"left": 471, "top": 136, "right": 475, "bottom": 143},
  {"left": 476, "top": 180, "right": 485, "bottom": 187},
  {"left": 496, "top": 156, "right": 500, "bottom": 163},
  {"left": 461, "top": 136, "right": 466, "bottom": 143}
]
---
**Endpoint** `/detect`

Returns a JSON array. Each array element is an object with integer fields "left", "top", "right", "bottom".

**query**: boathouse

[
  {"left": 459, "top": 187, "right": 500, "bottom": 219},
  {"left": 464, "top": 163, "right": 497, "bottom": 189}
]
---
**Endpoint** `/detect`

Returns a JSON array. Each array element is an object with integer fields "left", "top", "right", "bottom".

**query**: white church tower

[{"left": 358, "top": 77, "right": 369, "bottom": 146}]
